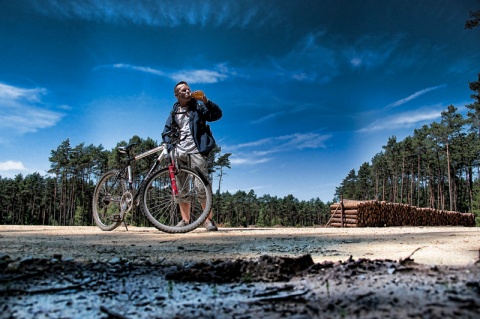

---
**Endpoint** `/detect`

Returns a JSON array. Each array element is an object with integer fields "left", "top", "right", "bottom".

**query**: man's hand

[
  {"left": 192, "top": 90, "right": 208, "bottom": 103},
  {"left": 199, "top": 95, "right": 208, "bottom": 104}
]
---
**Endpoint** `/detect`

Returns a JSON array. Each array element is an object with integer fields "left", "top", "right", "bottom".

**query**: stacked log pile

[{"left": 329, "top": 200, "right": 475, "bottom": 227}]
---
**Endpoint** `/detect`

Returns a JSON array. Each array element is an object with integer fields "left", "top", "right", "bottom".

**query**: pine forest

[{"left": 1, "top": 75, "right": 480, "bottom": 228}]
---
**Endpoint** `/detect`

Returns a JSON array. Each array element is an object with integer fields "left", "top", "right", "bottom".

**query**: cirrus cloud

[
  {"left": 358, "top": 108, "right": 442, "bottom": 133},
  {"left": 0, "top": 83, "right": 64, "bottom": 137},
  {"left": 227, "top": 132, "right": 332, "bottom": 166},
  {"left": 26, "top": 0, "right": 282, "bottom": 29},
  {"left": 97, "top": 63, "right": 232, "bottom": 84}
]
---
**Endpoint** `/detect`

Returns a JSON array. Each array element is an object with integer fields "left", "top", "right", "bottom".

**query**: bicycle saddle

[{"left": 118, "top": 143, "right": 138, "bottom": 154}]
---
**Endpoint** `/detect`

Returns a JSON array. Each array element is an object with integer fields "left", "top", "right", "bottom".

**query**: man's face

[{"left": 175, "top": 83, "right": 191, "bottom": 102}]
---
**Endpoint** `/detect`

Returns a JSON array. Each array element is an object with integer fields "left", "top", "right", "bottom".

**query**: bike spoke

[{"left": 140, "top": 167, "right": 212, "bottom": 233}]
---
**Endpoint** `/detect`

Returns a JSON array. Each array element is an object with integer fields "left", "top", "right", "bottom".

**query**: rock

[{"left": 108, "top": 257, "right": 121, "bottom": 264}]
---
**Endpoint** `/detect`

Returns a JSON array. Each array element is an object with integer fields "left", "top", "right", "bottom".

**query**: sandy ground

[
  {"left": 1, "top": 225, "right": 480, "bottom": 318},
  {"left": 0, "top": 225, "right": 479, "bottom": 266}
]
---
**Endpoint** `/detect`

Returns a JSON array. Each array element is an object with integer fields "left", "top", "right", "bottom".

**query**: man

[{"left": 162, "top": 81, "right": 223, "bottom": 231}]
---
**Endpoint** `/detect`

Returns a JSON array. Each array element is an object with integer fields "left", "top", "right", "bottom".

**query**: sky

[{"left": 1, "top": 0, "right": 480, "bottom": 202}]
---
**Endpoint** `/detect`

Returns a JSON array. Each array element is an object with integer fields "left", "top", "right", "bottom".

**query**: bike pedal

[{"left": 111, "top": 214, "right": 122, "bottom": 222}]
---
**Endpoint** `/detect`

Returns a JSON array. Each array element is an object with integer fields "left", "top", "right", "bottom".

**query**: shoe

[
  {"left": 176, "top": 220, "right": 189, "bottom": 227},
  {"left": 204, "top": 219, "right": 218, "bottom": 231}
]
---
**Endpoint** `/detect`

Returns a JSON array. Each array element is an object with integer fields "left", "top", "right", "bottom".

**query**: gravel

[{"left": 1, "top": 225, "right": 479, "bottom": 318}]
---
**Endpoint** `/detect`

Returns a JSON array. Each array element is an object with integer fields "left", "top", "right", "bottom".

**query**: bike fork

[{"left": 168, "top": 163, "right": 179, "bottom": 196}]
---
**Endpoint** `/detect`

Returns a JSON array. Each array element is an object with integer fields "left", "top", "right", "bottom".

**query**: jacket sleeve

[
  {"left": 201, "top": 100, "right": 223, "bottom": 122},
  {"left": 161, "top": 114, "right": 174, "bottom": 145}
]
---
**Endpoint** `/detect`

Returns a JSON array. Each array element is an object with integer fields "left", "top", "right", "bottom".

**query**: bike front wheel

[
  {"left": 140, "top": 166, "right": 212, "bottom": 233},
  {"left": 92, "top": 169, "right": 126, "bottom": 231}
]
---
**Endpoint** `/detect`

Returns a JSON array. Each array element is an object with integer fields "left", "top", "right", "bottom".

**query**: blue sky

[{"left": 1, "top": 0, "right": 479, "bottom": 202}]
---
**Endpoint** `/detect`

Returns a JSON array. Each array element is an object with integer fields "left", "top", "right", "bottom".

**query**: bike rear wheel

[
  {"left": 92, "top": 170, "right": 126, "bottom": 231},
  {"left": 140, "top": 166, "right": 212, "bottom": 233}
]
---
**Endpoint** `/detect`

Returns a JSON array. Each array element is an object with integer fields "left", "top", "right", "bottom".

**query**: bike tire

[
  {"left": 140, "top": 166, "right": 212, "bottom": 233},
  {"left": 92, "top": 169, "right": 126, "bottom": 231}
]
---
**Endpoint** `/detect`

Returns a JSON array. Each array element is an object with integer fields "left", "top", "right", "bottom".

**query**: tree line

[
  {"left": 335, "top": 73, "right": 480, "bottom": 225},
  {"left": 0, "top": 136, "right": 331, "bottom": 227}
]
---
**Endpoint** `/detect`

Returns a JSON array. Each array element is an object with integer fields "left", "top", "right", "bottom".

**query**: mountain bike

[{"left": 92, "top": 142, "right": 212, "bottom": 233}]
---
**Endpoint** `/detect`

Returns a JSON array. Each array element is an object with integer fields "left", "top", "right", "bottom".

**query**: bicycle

[{"left": 92, "top": 141, "right": 213, "bottom": 233}]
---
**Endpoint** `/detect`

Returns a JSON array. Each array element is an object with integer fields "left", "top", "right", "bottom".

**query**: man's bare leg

[
  {"left": 179, "top": 202, "right": 190, "bottom": 223},
  {"left": 179, "top": 202, "right": 214, "bottom": 224},
  {"left": 201, "top": 202, "right": 213, "bottom": 221}
]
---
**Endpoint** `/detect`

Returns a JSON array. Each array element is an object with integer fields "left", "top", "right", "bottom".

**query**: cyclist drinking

[{"left": 162, "top": 81, "right": 223, "bottom": 231}]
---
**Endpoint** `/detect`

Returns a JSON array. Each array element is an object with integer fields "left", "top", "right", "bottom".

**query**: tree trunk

[{"left": 446, "top": 142, "right": 453, "bottom": 211}]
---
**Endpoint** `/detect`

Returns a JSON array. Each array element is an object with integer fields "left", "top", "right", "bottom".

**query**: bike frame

[
  {"left": 121, "top": 143, "right": 175, "bottom": 204},
  {"left": 116, "top": 142, "right": 209, "bottom": 215}
]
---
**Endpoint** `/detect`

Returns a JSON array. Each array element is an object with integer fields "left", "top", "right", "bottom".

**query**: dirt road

[
  {"left": 1, "top": 225, "right": 479, "bottom": 265},
  {"left": 1, "top": 225, "right": 480, "bottom": 318}
]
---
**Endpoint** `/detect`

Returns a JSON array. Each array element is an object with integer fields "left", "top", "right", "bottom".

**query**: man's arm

[
  {"left": 161, "top": 115, "right": 174, "bottom": 145},
  {"left": 202, "top": 100, "right": 223, "bottom": 122}
]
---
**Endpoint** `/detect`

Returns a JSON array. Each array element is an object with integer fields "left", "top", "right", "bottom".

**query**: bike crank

[{"left": 120, "top": 191, "right": 134, "bottom": 215}]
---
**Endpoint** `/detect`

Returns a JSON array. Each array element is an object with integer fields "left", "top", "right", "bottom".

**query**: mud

[{"left": 1, "top": 225, "right": 479, "bottom": 318}]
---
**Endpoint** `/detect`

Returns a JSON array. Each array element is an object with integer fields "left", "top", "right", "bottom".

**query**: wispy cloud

[
  {"left": 385, "top": 85, "right": 447, "bottom": 109},
  {"left": 0, "top": 160, "right": 26, "bottom": 171},
  {"left": 27, "top": 0, "right": 281, "bottom": 29},
  {"left": 230, "top": 155, "right": 273, "bottom": 166},
  {"left": 0, "top": 83, "right": 64, "bottom": 137},
  {"left": 0, "top": 83, "right": 46, "bottom": 102},
  {"left": 344, "top": 34, "right": 403, "bottom": 70},
  {"left": 272, "top": 31, "right": 338, "bottom": 83},
  {"left": 272, "top": 32, "right": 403, "bottom": 83},
  {"left": 251, "top": 112, "right": 281, "bottom": 124},
  {"left": 98, "top": 63, "right": 231, "bottom": 84},
  {"left": 112, "top": 64, "right": 165, "bottom": 76},
  {"left": 251, "top": 104, "right": 306, "bottom": 124},
  {"left": 236, "top": 132, "right": 331, "bottom": 151},
  {"left": 447, "top": 56, "right": 479, "bottom": 75},
  {"left": 228, "top": 132, "right": 331, "bottom": 165},
  {"left": 359, "top": 108, "right": 441, "bottom": 133},
  {"left": 170, "top": 69, "right": 228, "bottom": 84}
]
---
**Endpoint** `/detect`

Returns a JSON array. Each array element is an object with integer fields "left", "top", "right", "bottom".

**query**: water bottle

[{"left": 191, "top": 90, "right": 205, "bottom": 100}]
